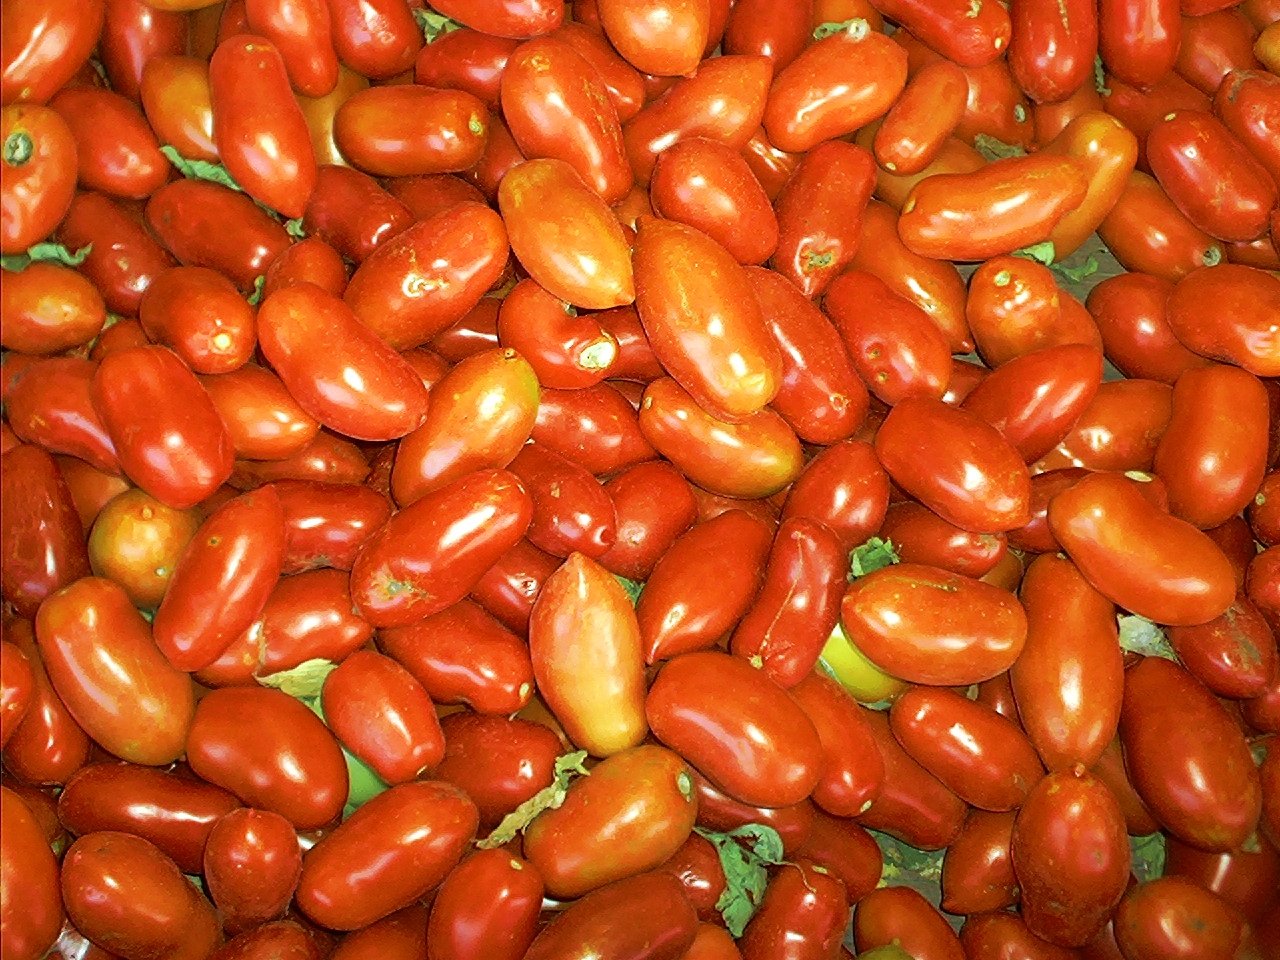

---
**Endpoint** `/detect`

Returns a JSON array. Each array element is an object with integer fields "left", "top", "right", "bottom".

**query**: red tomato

[
  {"left": 1214, "top": 69, "right": 1280, "bottom": 186},
  {"left": 296, "top": 780, "right": 477, "bottom": 931},
  {"left": 200, "top": 365, "right": 320, "bottom": 463},
  {"left": 138, "top": 266, "right": 257, "bottom": 374},
  {"left": 426, "top": 849, "right": 544, "bottom": 960},
  {"left": 330, "top": 906, "right": 428, "bottom": 960},
  {"left": 597, "top": 0, "right": 708, "bottom": 76},
  {"left": 413, "top": 29, "right": 518, "bottom": 109},
  {"left": 0, "top": 786, "right": 63, "bottom": 960},
  {"left": 1008, "top": 0, "right": 1098, "bottom": 104},
  {"left": 334, "top": 86, "right": 488, "bottom": 177},
  {"left": 1, "top": 105, "right": 78, "bottom": 253},
  {"left": 1176, "top": 8, "right": 1262, "bottom": 95},
  {"left": 658, "top": 833, "right": 730, "bottom": 921},
  {"left": 262, "top": 236, "right": 347, "bottom": 299},
  {"left": 60, "top": 832, "right": 220, "bottom": 960},
  {"left": 509, "top": 442, "right": 617, "bottom": 558},
  {"left": 204, "top": 807, "right": 302, "bottom": 934},
  {"left": 873, "top": 61, "right": 967, "bottom": 177},
  {"left": 1114, "top": 876, "right": 1253, "bottom": 960},
  {"left": 789, "top": 672, "right": 885, "bottom": 817},
  {"left": 497, "top": 279, "right": 619, "bottom": 389},
  {"left": 300, "top": 165, "right": 412, "bottom": 264},
  {"left": 139, "top": 54, "right": 218, "bottom": 162},
  {"left": 244, "top": 0, "right": 337, "bottom": 97},
  {"left": 1166, "top": 834, "right": 1280, "bottom": 925},
  {"left": 1098, "top": 170, "right": 1227, "bottom": 282},
  {"left": 1121, "top": 656, "right": 1263, "bottom": 851},
  {"left": 873, "top": 0, "right": 1012, "bottom": 67},
  {"left": 1, "top": 620, "right": 92, "bottom": 785},
  {"left": 49, "top": 87, "right": 170, "bottom": 199},
  {"left": 229, "top": 431, "right": 370, "bottom": 489},
  {"left": 879, "top": 502, "right": 1006, "bottom": 578},
  {"left": 940, "top": 810, "right": 1019, "bottom": 915},
  {"left": 1, "top": 0, "right": 105, "bottom": 105},
  {"left": 1048, "top": 471, "right": 1238, "bottom": 625},
  {"left": 1165, "top": 264, "right": 1280, "bottom": 377},
  {"left": 740, "top": 860, "right": 850, "bottom": 960},
  {"left": 431, "top": 0, "right": 564, "bottom": 39},
  {"left": 780, "top": 439, "right": 889, "bottom": 554},
  {"left": 56, "top": 190, "right": 174, "bottom": 314},
  {"left": 960, "top": 912, "right": 1083, "bottom": 960},
  {"left": 186, "top": 686, "right": 348, "bottom": 828},
  {"left": 646, "top": 650, "right": 823, "bottom": 807},
  {"left": 1098, "top": 0, "right": 1181, "bottom": 88},
  {"left": 0, "top": 261, "right": 106, "bottom": 356},
  {"left": 1086, "top": 273, "right": 1210, "bottom": 383},
  {"left": 597, "top": 462, "right": 696, "bottom": 581},
  {"left": 0, "top": 640, "right": 34, "bottom": 748},
  {"left": 326, "top": 0, "right": 422, "bottom": 79},
  {"left": 1041, "top": 111, "right": 1139, "bottom": 258},
  {"left": 853, "top": 886, "right": 965, "bottom": 960}
]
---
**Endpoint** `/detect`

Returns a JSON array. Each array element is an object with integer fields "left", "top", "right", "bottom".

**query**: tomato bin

[{"left": 1, "top": 0, "right": 1279, "bottom": 957}]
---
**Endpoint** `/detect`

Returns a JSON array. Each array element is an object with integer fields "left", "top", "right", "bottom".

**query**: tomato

[
  {"left": 624, "top": 55, "right": 772, "bottom": 183},
  {"left": 203, "top": 807, "right": 301, "bottom": 934},
  {"left": 295, "top": 64, "right": 367, "bottom": 169},
  {"left": 0, "top": 261, "right": 104, "bottom": 357},
  {"left": 873, "top": 0, "right": 1011, "bottom": 67},
  {"left": 1114, "top": 876, "right": 1252, "bottom": 960},
  {"left": 763, "top": 22, "right": 907, "bottom": 154},
  {"left": 1048, "top": 471, "right": 1238, "bottom": 626},
  {"left": 529, "top": 872, "right": 698, "bottom": 959},
  {"left": 60, "top": 831, "right": 220, "bottom": 960},
  {"left": 1041, "top": 111, "right": 1139, "bottom": 258},
  {"left": 1098, "top": 0, "right": 1181, "bottom": 88},
  {"left": 332, "top": 86, "right": 487, "bottom": 178},
  {"left": 496, "top": 280, "right": 619, "bottom": 389},
  {"left": 596, "top": 461, "right": 696, "bottom": 581},
  {"left": 499, "top": 158, "right": 633, "bottom": 309},
  {"left": 528, "top": 551, "right": 648, "bottom": 755},
  {"left": 965, "top": 257, "right": 1096, "bottom": 368},
  {"left": 646, "top": 650, "right": 822, "bottom": 807},
  {"left": 595, "top": 0, "right": 707, "bottom": 76},
  {"left": 48, "top": 87, "right": 169, "bottom": 201},
  {"left": 879, "top": 503, "right": 1005, "bottom": 579},
  {"left": 199, "top": 365, "right": 318, "bottom": 463},
  {"left": 1166, "top": 836, "right": 1280, "bottom": 924},
  {"left": 780, "top": 440, "right": 888, "bottom": 555},
  {"left": 1214, "top": 70, "right": 1280, "bottom": 186},
  {"left": 139, "top": 54, "right": 218, "bottom": 163},
  {"left": 1177, "top": 8, "right": 1262, "bottom": 95},
  {"left": 414, "top": 29, "right": 518, "bottom": 109},
  {"left": 261, "top": 236, "right": 347, "bottom": 299},
  {"left": 1009, "top": 0, "right": 1098, "bottom": 104},
  {"left": 468, "top": 537, "right": 560, "bottom": 635},
  {"left": 787, "top": 671, "right": 884, "bottom": 816},
  {"left": 1, "top": 105, "right": 78, "bottom": 253},
  {"left": 1165, "top": 264, "right": 1280, "bottom": 377},
  {"left": 331, "top": 906, "right": 428, "bottom": 960},
  {"left": 1250, "top": 472, "right": 1280, "bottom": 546},
  {"left": 739, "top": 860, "right": 849, "bottom": 960},
  {"left": 425, "top": 850, "right": 544, "bottom": 960},
  {"left": 0, "top": 786, "right": 63, "bottom": 960},
  {"left": 187, "top": 686, "right": 347, "bottom": 828},
  {"left": 137, "top": 267, "right": 255, "bottom": 374},
  {"left": 326, "top": 0, "right": 421, "bottom": 79},
  {"left": 898, "top": 154, "right": 1089, "bottom": 260},
  {"left": 658, "top": 833, "right": 729, "bottom": 921},
  {"left": 299, "top": 166, "right": 411, "bottom": 264},
  {"left": 210, "top": 920, "right": 327, "bottom": 960},
  {"left": 2, "top": 620, "right": 92, "bottom": 785},
  {"left": 853, "top": 886, "right": 964, "bottom": 960},
  {"left": 1098, "top": 170, "right": 1227, "bottom": 282},
  {"left": 3, "top": 2, "right": 103, "bottom": 103},
  {"left": 378, "top": 599, "right": 534, "bottom": 716},
  {"left": 55, "top": 192, "right": 171, "bottom": 315},
  {"left": 638, "top": 377, "right": 803, "bottom": 499},
  {"left": 0, "top": 639, "right": 34, "bottom": 749},
  {"left": 1035, "top": 379, "right": 1175, "bottom": 475},
  {"left": 1121, "top": 656, "right": 1263, "bottom": 851},
  {"left": 1035, "top": 81, "right": 1106, "bottom": 145},
  {"left": 6, "top": 357, "right": 118, "bottom": 474},
  {"left": 1086, "top": 273, "right": 1209, "bottom": 383},
  {"left": 509, "top": 442, "right": 617, "bottom": 558},
  {"left": 244, "top": 0, "right": 336, "bottom": 97},
  {"left": 961, "top": 912, "right": 1083, "bottom": 960},
  {"left": 939, "top": 810, "right": 1018, "bottom": 914},
  {"left": 1173, "top": 592, "right": 1277, "bottom": 699},
  {"left": 873, "top": 67, "right": 965, "bottom": 183},
  {"left": 85, "top": 488, "right": 197, "bottom": 609},
  {"left": 229, "top": 430, "right": 370, "bottom": 489}
]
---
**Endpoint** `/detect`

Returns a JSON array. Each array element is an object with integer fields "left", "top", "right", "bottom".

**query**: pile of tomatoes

[{"left": 3, "top": 0, "right": 1280, "bottom": 957}]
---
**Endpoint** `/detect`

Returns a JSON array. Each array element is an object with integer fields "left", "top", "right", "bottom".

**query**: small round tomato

[
  {"left": 1, "top": 105, "right": 78, "bottom": 253},
  {"left": 88, "top": 488, "right": 201, "bottom": 609},
  {"left": 940, "top": 810, "right": 1019, "bottom": 915},
  {"left": 426, "top": 850, "right": 544, "bottom": 960},
  {"left": 0, "top": 786, "right": 63, "bottom": 960},
  {"left": 204, "top": 807, "right": 302, "bottom": 934},
  {"left": 1165, "top": 264, "right": 1280, "bottom": 378}
]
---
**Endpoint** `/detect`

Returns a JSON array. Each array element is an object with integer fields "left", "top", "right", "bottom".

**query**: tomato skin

[
  {"left": 57, "top": 762, "right": 241, "bottom": 874},
  {"left": 1086, "top": 273, "right": 1209, "bottom": 383},
  {"left": 392, "top": 349, "right": 539, "bottom": 506},
  {"left": 56, "top": 191, "right": 174, "bottom": 315},
  {"left": 739, "top": 860, "right": 849, "bottom": 960},
  {"left": 262, "top": 236, "right": 348, "bottom": 299},
  {"left": 658, "top": 833, "right": 729, "bottom": 920},
  {"left": 499, "top": 158, "right": 634, "bottom": 309},
  {"left": 6, "top": 358, "right": 118, "bottom": 477},
  {"left": 1008, "top": 0, "right": 1097, "bottom": 104},
  {"left": 1048, "top": 471, "right": 1237, "bottom": 626},
  {"left": 764, "top": 25, "right": 907, "bottom": 154},
  {"left": 1, "top": 0, "right": 104, "bottom": 105},
  {"left": 624, "top": 55, "right": 772, "bottom": 184},
  {"left": 1035, "top": 379, "right": 1175, "bottom": 476},
  {"left": 873, "top": 61, "right": 967, "bottom": 177},
  {"left": 1114, "top": 876, "right": 1251, "bottom": 960},
  {"left": 899, "top": 155, "right": 1089, "bottom": 261},
  {"left": 1177, "top": 8, "right": 1262, "bottom": 95},
  {"left": 139, "top": 267, "right": 257, "bottom": 375},
  {"left": 529, "top": 552, "right": 648, "bottom": 756},
  {"left": 597, "top": 0, "right": 707, "bottom": 76},
  {"left": 940, "top": 810, "right": 1018, "bottom": 914},
  {"left": 780, "top": 440, "right": 888, "bottom": 556},
  {"left": 526, "top": 872, "right": 697, "bottom": 959},
  {"left": 646, "top": 650, "right": 823, "bottom": 807},
  {"left": 203, "top": 807, "right": 301, "bottom": 934},
  {"left": 497, "top": 280, "right": 620, "bottom": 390},
  {"left": 789, "top": 672, "right": 885, "bottom": 817},
  {"left": 2, "top": 621, "right": 92, "bottom": 785},
  {"left": 1170, "top": 593, "right": 1277, "bottom": 700},
  {"left": 0, "top": 640, "right": 34, "bottom": 748},
  {"left": 61, "top": 831, "right": 220, "bottom": 960},
  {"left": 139, "top": 54, "right": 218, "bottom": 163},
  {"left": 872, "top": 0, "right": 1011, "bottom": 67},
  {"left": 509, "top": 442, "right": 617, "bottom": 558},
  {"left": 1097, "top": 171, "right": 1226, "bottom": 282},
  {"left": 1098, "top": 0, "right": 1181, "bottom": 88},
  {"left": 200, "top": 366, "right": 320, "bottom": 463},
  {"left": 961, "top": 912, "right": 1083, "bottom": 960},
  {"left": 1121, "top": 657, "right": 1263, "bottom": 851},
  {"left": 49, "top": 87, "right": 170, "bottom": 200},
  {"left": 595, "top": 461, "right": 695, "bottom": 581},
  {"left": 431, "top": 0, "right": 564, "bottom": 39},
  {"left": 1214, "top": 69, "right": 1280, "bottom": 185},
  {"left": 1, "top": 105, "right": 78, "bottom": 253},
  {"left": 0, "top": 261, "right": 106, "bottom": 356},
  {"left": 326, "top": 0, "right": 421, "bottom": 79},
  {"left": 0, "top": 786, "right": 63, "bottom": 960},
  {"left": 187, "top": 686, "right": 348, "bottom": 828},
  {"left": 1165, "top": 264, "right": 1280, "bottom": 377},
  {"left": 469, "top": 537, "right": 561, "bottom": 635},
  {"left": 1040, "top": 111, "right": 1139, "bottom": 258},
  {"left": 334, "top": 86, "right": 488, "bottom": 177},
  {"left": 321, "top": 650, "right": 444, "bottom": 785},
  {"left": 244, "top": 0, "right": 337, "bottom": 97},
  {"left": 853, "top": 886, "right": 965, "bottom": 960},
  {"left": 413, "top": 29, "right": 518, "bottom": 109},
  {"left": 426, "top": 849, "right": 544, "bottom": 960},
  {"left": 1147, "top": 110, "right": 1276, "bottom": 243},
  {"left": 1166, "top": 836, "right": 1280, "bottom": 925},
  {"left": 229, "top": 431, "right": 370, "bottom": 489},
  {"left": 300, "top": 165, "right": 412, "bottom": 264}
]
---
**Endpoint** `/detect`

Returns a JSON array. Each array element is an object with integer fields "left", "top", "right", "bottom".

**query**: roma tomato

[
  {"left": 1, "top": 105, "right": 78, "bottom": 253},
  {"left": 413, "top": 29, "right": 519, "bottom": 109},
  {"left": 1, "top": 0, "right": 105, "bottom": 105},
  {"left": 36, "top": 577, "right": 194, "bottom": 766},
  {"left": 57, "top": 190, "right": 176, "bottom": 315},
  {"left": 1176, "top": 8, "right": 1263, "bottom": 95},
  {"left": 1165, "top": 264, "right": 1280, "bottom": 377},
  {"left": 874, "top": 61, "right": 968, "bottom": 176},
  {"left": 269, "top": 480, "right": 388, "bottom": 574},
  {"left": 499, "top": 158, "right": 634, "bottom": 309},
  {"left": 1121, "top": 656, "right": 1263, "bottom": 851},
  {"left": 425, "top": 849, "right": 544, "bottom": 960},
  {"left": 261, "top": 236, "right": 348, "bottom": 298},
  {"left": 1114, "top": 876, "right": 1253, "bottom": 960},
  {"left": 878, "top": 502, "right": 1006, "bottom": 579},
  {"left": 244, "top": 0, "right": 337, "bottom": 97},
  {"left": 598, "top": 461, "right": 697, "bottom": 581},
  {"left": 351, "top": 469, "right": 532, "bottom": 628},
  {"left": 597, "top": 0, "right": 707, "bottom": 76},
  {"left": 659, "top": 833, "right": 729, "bottom": 920},
  {"left": 201, "top": 365, "right": 321, "bottom": 463},
  {"left": 49, "top": 87, "right": 170, "bottom": 199},
  {"left": 334, "top": 86, "right": 488, "bottom": 176},
  {"left": 781, "top": 439, "right": 889, "bottom": 554},
  {"left": 186, "top": 686, "right": 348, "bottom": 828},
  {"left": 140, "top": 54, "right": 218, "bottom": 162},
  {"left": 0, "top": 640, "right": 34, "bottom": 748},
  {"left": 431, "top": 712, "right": 561, "bottom": 828},
  {"left": 0, "top": 261, "right": 106, "bottom": 356},
  {"left": 789, "top": 672, "right": 885, "bottom": 817},
  {"left": 842, "top": 563, "right": 1028, "bottom": 686},
  {"left": 634, "top": 215, "right": 781, "bottom": 419},
  {"left": 509, "top": 442, "right": 617, "bottom": 558},
  {"left": 300, "top": 165, "right": 413, "bottom": 264},
  {"left": 139, "top": 266, "right": 257, "bottom": 375},
  {"left": 257, "top": 282, "right": 429, "bottom": 441},
  {"left": 1099, "top": 0, "right": 1181, "bottom": 88},
  {"left": 326, "top": 0, "right": 421, "bottom": 79},
  {"left": 0, "top": 785, "right": 63, "bottom": 960},
  {"left": 1034, "top": 379, "right": 1175, "bottom": 474},
  {"left": 87, "top": 488, "right": 199, "bottom": 611},
  {"left": 468, "top": 537, "right": 561, "bottom": 635},
  {"left": 297, "top": 781, "right": 477, "bottom": 931},
  {"left": 496, "top": 283, "right": 617, "bottom": 391},
  {"left": 529, "top": 552, "right": 648, "bottom": 756},
  {"left": 646, "top": 650, "right": 823, "bottom": 808},
  {"left": 872, "top": 0, "right": 1011, "bottom": 67},
  {"left": 204, "top": 807, "right": 302, "bottom": 934},
  {"left": 1098, "top": 171, "right": 1227, "bottom": 282},
  {"left": 1041, "top": 111, "right": 1139, "bottom": 258},
  {"left": 940, "top": 810, "right": 1018, "bottom": 915},
  {"left": 853, "top": 886, "right": 964, "bottom": 960},
  {"left": 740, "top": 860, "right": 850, "bottom": 960},
  {"left": 228, "top": 431, "right": 370, "bottom": 489},
  {"left": 1170, "top": 593, "right": 1277, "bottom": 699},
  {"left": 960, "top": 912, "right": 1083, "bottom": 960},
  {"left": 1213, "top": 69, "right": 1280, "bottom": 186},
  {"left": 1086, "top": 273, "right": 1210, "bottom": 383},
  {"left": 1008, "top": 0, "right": 1098, "bottom": 104}
]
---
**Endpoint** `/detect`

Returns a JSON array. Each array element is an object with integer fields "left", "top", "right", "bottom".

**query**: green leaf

[
  {"left": 1, "top": 241, "right": 93, "bottom": 272},
  {"left": 161, "top": 145, "right": 244, "bottom": 192},
  {"left": 246, "top": 275, "right": 267, "bottom": 306},
  {"left": 1051, "top": 254, "right": 1100, "bottom": 284},
  {"left": 476, "top": 750, "right": 590, "bottom": 849},
  {"left": 614, "top": 575, "right": 644, "bottom": 605},
  {"left": 973, "top": 134, "right": 1026, "bottom": 161},
  {"left": 873, "top": 830, "right": 945, "bottom": 889},
  {"left": 1013, "top": 240, "right": 1057, "bottom": 266},
  {"left": 1118, "top": 614, "right": 1178, "bottom": 662},
  {"left": 1129, "top": 832, "right": 1166, "bottom": 882},
  {"left": 284, "top": 217, "right": 307, "bottom": 239},
  {"left": 695, "top": 824, "right": 787, "bottom": 937},
  {"left": 256, "top": 658, "right": 338, "bottom": 699},
  {"left": 848, "top": 537, "right": 900, "bottom": 580},
  {"left": 1094, "top": 55, "right": 1111, "bottom": 96},
  {"left": 414, "top": 7, "right": 464, "bottom": 42},
  {"left": 812, "top": 17, "right": 869, "bottom": 40}
]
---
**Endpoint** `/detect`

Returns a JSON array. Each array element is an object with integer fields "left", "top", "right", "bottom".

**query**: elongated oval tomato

[
  {"left": 1008, "top": 0, "right": 1098, "bottom": 104},
  {"left": 1048, "top": 471, "right": 1237, "bottom": 626},
  {"left": 326, "top": 0, "right": 421, "bottom": 79},
  {"left": 879, "top": 502, "right": 1006, "bottom": 579},
  {"left": 860, "top": 711, "right": 966, "bottom": 849},
  {"left": 49, "top": 87, "right": 171, "bottom": 199},
  {"left": 597, "top": 0, "right": 708, "bottom": 76},
  {"left": 426, "top": 848, "right": 544, "bottom": 960},
  {"left": 153, "top": 487, "right": 284, "bottom": 671},
  {"left": 0, "top": 641, "right": 34, "bottom": 749},
  {"left": 334, "top": 86, "right": 488, "bottom": 177},
  {"left": 497, "top": 279, "right": 620, "bottom": 389},
  {"left": 1086, "top": 273, "right": 1209, "bottom": 383},
  {"left": 764, "top": 21, "right": 908, "bottom": 153},
  {"left": 138, "top": 265, "right": 257, "bottom": 375},
  {"left": 1097, "top": 170, "right": 1227, "bottom": 282},
  {"left": 1114, "top": 876, "right": 1253, "bottom": 960},
  {"left": 1165, "top": 264, "right": 1280, "bottom": 377},
  {"left": 1, "top": 105, "right": 78, "bottom": 254},
  {"left": 297, "top": 780, "right": 477, "bottom": 931},
  {"left": 200, "top": 365, "right": 320, "bottom": 462},
  {"left": 634, "top": 216, "right": 781, "bottom": 420},
  {"left": 508, "top": 442, "right": 617, "bottom": 558},
  {"left": 529, "top": 552, "right": 648, "bottom": 755},
  {"left": 300, "top": 165, "right": 412, "bottom": 265},
  {"left": 1012, "top": 767, "right": 1130, "bottom": 947},
  {"left": 1, "top": 0, "right": 105, "bottom": 105},
  {"left": 1099, "top": 0, "right": 1180, "bottom": 88},
  {"left": 841, "top": 563, "right": 1028, "bottom": 686},
  {"left": 853, "top": 886, "right": 964, "bottom": 960},
  {"left": 244, "top": 0, "right": 337, "bottom": 97},
  {"left": 1121, "top": 656, "right": 1263, "bottom": 852},
  {"left": 1169, "top": 593, "right": 1278, "bottom": 699},
  {"left": 1041, "top": 111, "right": 1139, "bottom": 258},
  {"left": 940, "top": 811, "right": 1018, "bottom": 915},
  {"left": 35, "top": 577, "right": 194, "bottom": 765},
  {"left": 1214, "top": 69, "right": 1280, "bottom": 187},
  {"left": 875, "top": 397, "right": 1031, "bottom": 533},
  {"left": 898, "top": 155, "right": 1089, "bottom": 260},
  {"left": 139, "top": 54, "right": 218, "bottom": 162},
  {"left": 186, "top": 686, "right": 347, "bottom": 828},
  {"left": 741, "top": 859, "right": 851, "bottom": 960},
  {"left": 525, "top": 744, "right": 698, "bottom": 898},
  {"left": 257, "top": 282, "right": 428, "bottom": 441},
  {"left": 0, "top": 261, "right": 105, "bottom": 356},
  {"left": 873, "top": 60, "right": 967, "bottom": 176},
  {"left": 872, "top": 0, "right": 1011, "bottom": 67},
  {"left": 0, "top": 786, "right": 64, "bottom": 960},
  {"left": 789, "top": 672, "right": 885, "bottom": 818},
  {"left": 646, "top": 650, "right": 823, "bottom": 808}
]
